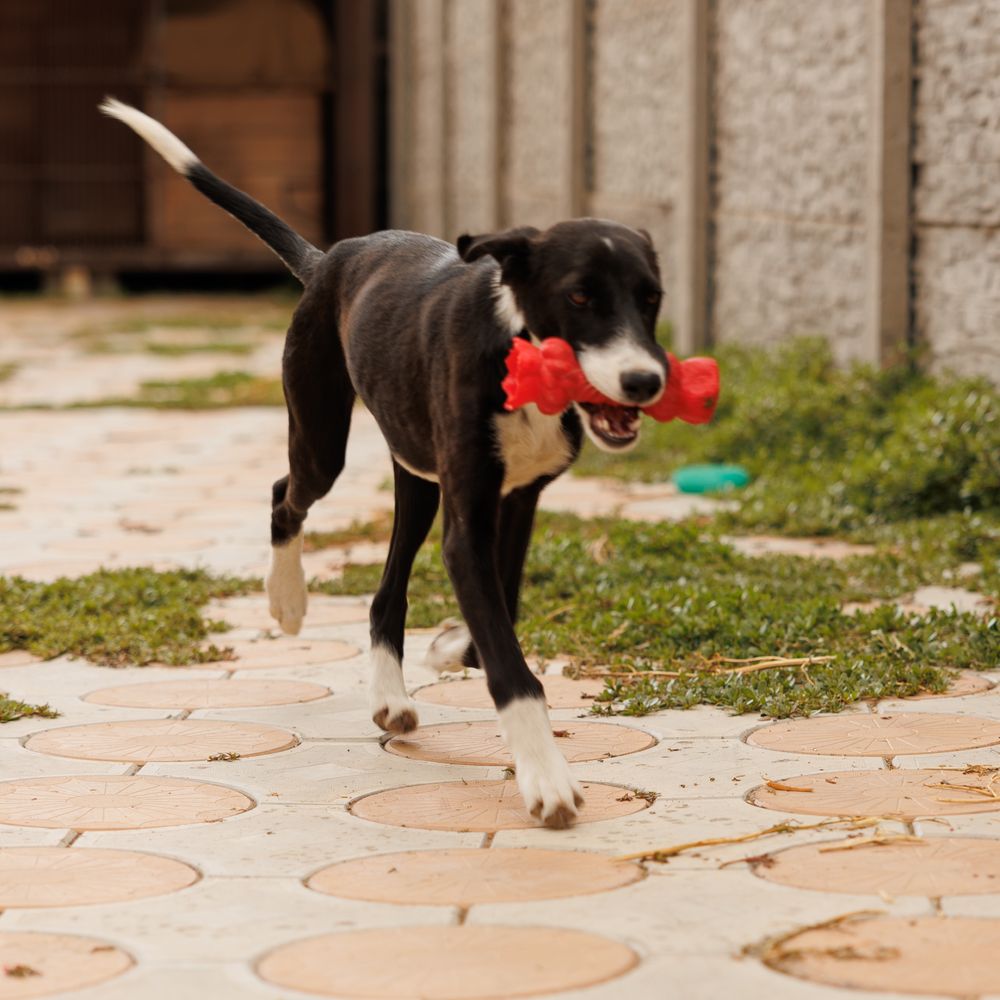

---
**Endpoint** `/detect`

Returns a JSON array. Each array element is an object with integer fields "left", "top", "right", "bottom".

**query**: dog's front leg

[{"left": 439, "top": 470, "right": 583, "bottom": 828}]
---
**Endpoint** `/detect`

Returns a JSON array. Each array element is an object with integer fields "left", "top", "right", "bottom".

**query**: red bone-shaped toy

[{"left": 502, "top": 337, "right": 719, "bottom": 424}]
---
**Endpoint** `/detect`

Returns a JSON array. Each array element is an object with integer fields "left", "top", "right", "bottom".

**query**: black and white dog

[{"left": 101, "top": 98, "right": 667, "bottom": 828}]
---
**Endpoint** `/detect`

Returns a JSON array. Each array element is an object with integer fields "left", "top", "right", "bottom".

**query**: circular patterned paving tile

[
  {"left": 386, "top": 721, "right": 654, "bottom": 766},
  {"left": 748, "top": 713, "right": 1000, "bottom": 757},
  {"left": 749, "top": 768, "right": 1000, "bottom": 819},
  {"left": 765, "top": 916, "right": 1000, "bottom": 996},
  {"left": 905, "top": 670, "right": 994, "bottom": 700},
  {"left": 308, "top": 848, "right": 643, "bottom": 905},
  {"left": 350, "top": 780, "right": 650, "bottom": 832},
  {"left": 208, "top": 597, "right": 368, "bottom": 629},
  {"left": 257, "top": 925, "right": 637, "bottom": 999},
  {"left": 25, "top": 719, "right": 298, "bottom": 763},
  {"left": 83, "top": 679, "right": 330, "bottom": 709},
  {"left": 0, "top": 775, "right": 254, "bottom": 830},
  {"left": 0, "top": 847, "right": 199, "bottom": 907},
  {"left": 415, "top": 675, "right": 606, "bottom": 710},
  {"left": 192, "top": 638, "right": 359, "bottom": 670},
  {"left": 754, "top": 837, "right": 1000, "bottom": 896},
  {"left": 0, "top": 651, "right": 45, "bottom": 668},
  {"left": 0, "top": 931, "right": 132, "bottom": 997}
]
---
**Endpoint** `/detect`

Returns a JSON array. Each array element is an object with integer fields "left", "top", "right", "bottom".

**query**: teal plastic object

[{"left": 672, "top": 464, "right": 750, "bottom": 495}]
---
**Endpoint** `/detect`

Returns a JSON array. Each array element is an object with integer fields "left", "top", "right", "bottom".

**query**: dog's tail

[{"left": 99, "top": 97, "right": 323, "bottom": 285}]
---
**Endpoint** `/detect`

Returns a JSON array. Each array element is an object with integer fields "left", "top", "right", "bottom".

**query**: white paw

[
  {"left": 370, "top": 644, "right": 419, "bottom": 734},
  {"left": 265, "top": 535, "right": 307, "bottom": 634},
  {"left": 425, "top": 621, "right": 472, "bottom": 674},
  {"left": 514, "top": 746, "right": 584, "bottom": 829},
  {"left": 500, "top": 696, "right": 584, "bottom": 829}
]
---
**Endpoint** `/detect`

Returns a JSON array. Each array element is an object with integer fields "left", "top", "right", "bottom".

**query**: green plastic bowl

[{"left": 672, "top": 464, "right": 750, "bottom": 495}]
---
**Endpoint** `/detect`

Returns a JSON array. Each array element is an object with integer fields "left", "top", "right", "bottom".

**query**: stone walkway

[{"left": 2, "top": 356, "right": 1000, "bottom": 995}]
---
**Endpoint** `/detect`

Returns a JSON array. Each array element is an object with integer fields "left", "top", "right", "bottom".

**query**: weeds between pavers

[
  {"left": 0, "top": 694, "right": 57, "bottom": 724},
  {"left": 0, "top": 567, "right": 253, "bottom": 666},
  {"left": 317, "top": 511, "right": 999, "bottom": 718},
  {"left": 73, "top": 371, "right": 285, "bottom": 409},
  {"left": 1, "top": 516, "right": 996, "bottom": 717}
]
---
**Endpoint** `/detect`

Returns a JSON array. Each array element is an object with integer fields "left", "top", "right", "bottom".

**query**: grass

[
  {"left": 576, "top": 337, "right": 1000, "bottom": 538},
  {"left": 304, "top": 512, "right": 395, "bottom": 551},
  {"left": 72, "top": 371, "right": 285, "bottom": 409},
  {"left": 0, "top": 362, "right": 18, "bottom": 384},
  {"left": 317, "top": 511, "right": 998, "bottom": 718},
  {"left": 143, "top": 340, "right": 256, "bottom": 357},
  {"left": 0, "top": 695, "right": 57, "bottom": 724},
  {"left": 0, "top": 567, "right": 255, "bottom": 666}
]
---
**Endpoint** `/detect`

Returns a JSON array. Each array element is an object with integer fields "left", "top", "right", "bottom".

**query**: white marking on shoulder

[
  {"left": 493, "top": 404, "right": 572, "bottom": 495},
  {"left": 500, "top": 696, "right": 584, "bottom": 827},
  {"left": 602, "top": 237, "right": 614, "bottom": 251},
  {"left": 99, "top": 98, "right": 198, "bottom": 174},
  {"left": 265, "top": 533, "right": 307, "bottom": 634},
  {"left": 369, "top": 643, "right": 419, "bottom": 733},
  {"left": 492, "top": 271, "right": 527, "bottom": 334},
  {"left": 577, "top": 330, "right": 667, "bottom": 404}
]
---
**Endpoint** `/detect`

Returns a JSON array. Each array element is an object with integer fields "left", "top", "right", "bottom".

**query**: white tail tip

[{"left": 99, "top": 96, "right": 198, "bottom": 175}]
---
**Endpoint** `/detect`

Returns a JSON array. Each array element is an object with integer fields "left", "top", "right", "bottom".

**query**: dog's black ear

[
  {"left": 457, "top": 226, "right": 539, "bottom": 264},
  {"left": 637, "top": 227, "right": 654, "bottom": 246}
]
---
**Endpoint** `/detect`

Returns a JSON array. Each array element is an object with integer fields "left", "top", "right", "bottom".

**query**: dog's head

[{"left": 458, "top": 219, "right": 665, "bottom": 452}]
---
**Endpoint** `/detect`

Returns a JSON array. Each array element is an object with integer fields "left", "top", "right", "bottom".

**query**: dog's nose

[{"left": 620, "top": 370, "right": 662, "bottom": 403}]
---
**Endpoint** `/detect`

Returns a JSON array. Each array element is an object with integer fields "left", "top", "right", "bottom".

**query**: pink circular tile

[
  {"left": 4, "top": 559, "right": 180, "bottom": 582},
  {"left": 0, "top": 847, "right": 199, "bottom": 907},
  {"left": 765, "top": 916, "right": 1000, "bottom": 996},
  {"left": 350, "top": 780, "right": 650, "bottom": 832},
  {"left": 749, "top": 768, "right": 1000, "bottom": 819},
  {"left": 415, "top": 675, "right": 606, "bottom": 710},
  {"left": 905, "top": 670, "right": 994, "bottom": 700},
  {"left": 24, "top": 719, "right": 298, "bottom": 762},
  {"left": 0, "top": 775, "right": 253, "bottom": 830},
  {"left": 83, "top": 678, "right": 329, "bottom": 709},
  {"left": 0, "top": 651, "right": 45, "bottom": 668},
  {"left": 386, "top": 721, "right": 655, "bottom": 766},
  {"left": 754, "top": 837, "right": 1000, "bottom": 897},
  {"left": 748, "top": 713, "right": 1000, "bottom": 756},
  {"left": 0, "top": 931, "right": 132, "bottom": 996},
  {"left": 307, "top": 848, "right": 643, "bottom": 905},
  {"left": 193, "top": 638, "right": 359, "bottom": 670},
  {"left": 207, "top": 596, "right": 368, "bottom": 629},
  {"left": 52, "top": 534, "right": 210, "bottom": 554},
  {"left": 257, "top": 926, "right": 637, "bottom": 999}
]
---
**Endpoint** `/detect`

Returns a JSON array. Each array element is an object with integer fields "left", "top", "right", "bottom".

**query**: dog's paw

[
  {"left": 265, "top": 537, "right": 307, "bottom": 634},
  {"left": 372, "top": 700, "right": 419, "bottom": 735},
  {"left": 425, "top": 621, "right": 472, "bottom": 674},
  {"left": 515, "top": 749, "right": 585, "bottom": 829},
  {"left": 369, "top": 644, "right": 419, "bottom": 734}
]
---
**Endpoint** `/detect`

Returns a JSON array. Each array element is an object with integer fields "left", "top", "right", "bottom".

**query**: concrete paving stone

[
  {"left": 567, "top": 734, "right": 881, "bottom": 801},
  {"left": 0, "top": 876, "right": 455, "bottom": 966},
  {"left": 0, "top": 930, "right": 133, "bottom": 996},
  {"left": 722, "top": 534, "right": 877, "bottom": 560},
  {"left": 55, "top": 963, "right": 291, "bottom": 1000},
  {"left": 879, "top": 681, "right": 1000, "bottom": 716},
  {"left": 78, "top": 802, "right": 483, "bottom": 878},
  {"left": 490, "top": 795, "right": 913, "bottom": 867},
  {"left": 548, "top": 952, "right": 921, "bottom": 1000},
  {"left": 0, "top": 739, "right": 136, "bottom": 780},
  {"left": 137, "top": 741, "right": 503, "bottom": 805},
  {"left": 467, "top": 867, "right": 930, "bottom": 959}
]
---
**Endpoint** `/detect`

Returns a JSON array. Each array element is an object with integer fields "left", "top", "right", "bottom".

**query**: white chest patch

[{"left": 493, "top": 405, "right": 572, "bottom": 495}]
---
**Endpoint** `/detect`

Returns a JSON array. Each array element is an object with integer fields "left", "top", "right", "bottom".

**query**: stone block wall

[
  {"left": 390, "top": 0, "right": 1000, "bottom": 384},
  {"left": 912, "top": 0, "right": 1000, "bottom": 380}
]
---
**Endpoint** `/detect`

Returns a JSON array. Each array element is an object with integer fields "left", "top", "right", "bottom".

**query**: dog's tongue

[{"left": 595, "top": 404, "right": 638, "bottom": 435}]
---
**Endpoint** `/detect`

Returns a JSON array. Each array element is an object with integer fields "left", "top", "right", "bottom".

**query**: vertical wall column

[
  {"left": 866, "top": 0, "right": 912, "bottom": 366},
  {"left": 388, "top": 0, "right": 413, "bottom": 231},
  {"left": 566, "top": 0, "right": 587, "bottom": 219},
  {"left": 674, "top": 0, "right": 710, "bottom": 354}
]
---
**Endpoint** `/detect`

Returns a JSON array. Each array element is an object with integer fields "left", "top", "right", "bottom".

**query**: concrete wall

[
  {"left": 711, "top": 0, "right": 869, "bottom": 364},
  {"left": 912, "top": 0, "right": 1000, "bottom": 380},
  {"left": 390, "top": 0, "right": 1000, "bottom": 384}
]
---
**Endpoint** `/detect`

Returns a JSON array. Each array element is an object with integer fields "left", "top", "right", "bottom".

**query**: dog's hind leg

[
  {"left": 426, "top": 480, "right": 544, "bottom": 674},
  {"left": 267, "top": 308, "right": 355, "bottom": 634},
  {"left": 369, "top": 461, "right": 440, "bottom": 733}
]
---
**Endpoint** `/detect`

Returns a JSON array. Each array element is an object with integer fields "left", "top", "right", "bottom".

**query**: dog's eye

[
  {"left": 567, "top": 290, "right": 591, "bottom": 308},
  {"left": 645, "top": 290, "right": 661, "bottom": 306}
]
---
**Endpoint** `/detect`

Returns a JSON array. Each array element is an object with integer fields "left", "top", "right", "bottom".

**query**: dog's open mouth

[{"left": 578, "top": 401, "right": 641, "bottom": 449}]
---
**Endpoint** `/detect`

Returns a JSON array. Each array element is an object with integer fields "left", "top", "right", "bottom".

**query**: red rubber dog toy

[{"left": 501, "top": 337, "right": 719, "bottom": 424}]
